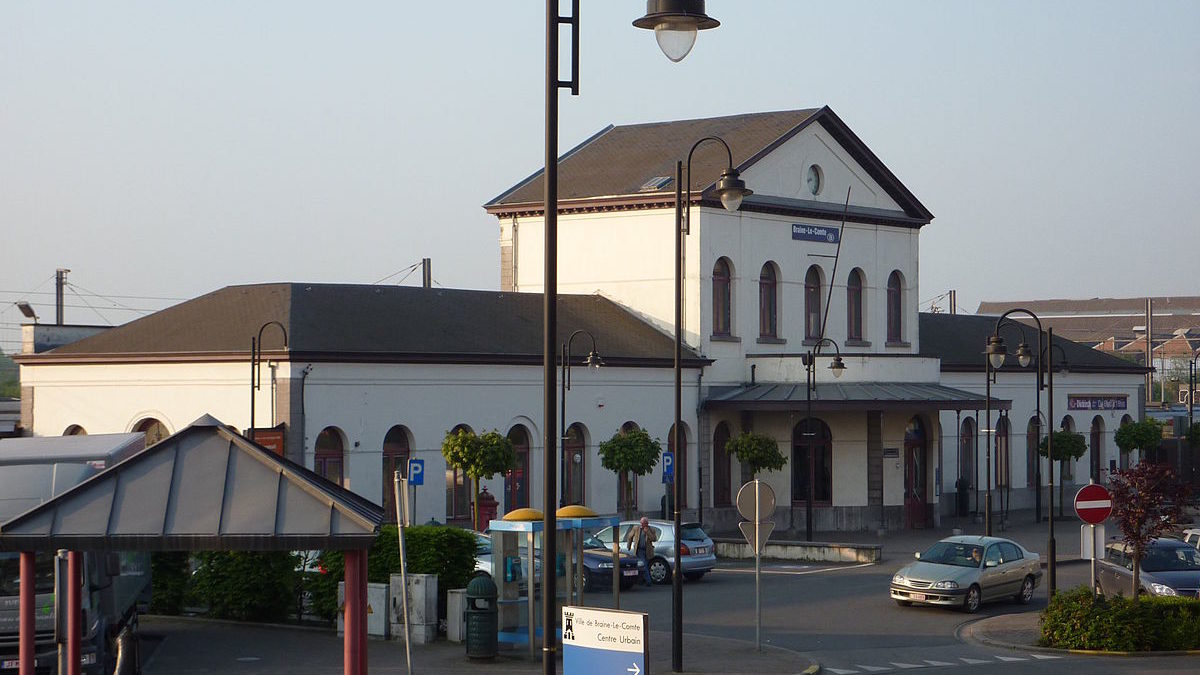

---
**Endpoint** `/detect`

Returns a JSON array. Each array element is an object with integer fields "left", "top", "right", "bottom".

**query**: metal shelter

[{"left": 0, "top": 414, "right": 383, "bottom": 675}]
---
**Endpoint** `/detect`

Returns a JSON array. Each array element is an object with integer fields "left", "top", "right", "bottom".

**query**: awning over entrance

[
  {"left": 0, "top": 414, "right": 382, "bottom": 552},
  {"left": 704, "top": 381, "right": 1009, "bottom": 412}
]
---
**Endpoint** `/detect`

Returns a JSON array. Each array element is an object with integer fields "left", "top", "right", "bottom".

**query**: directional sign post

[
  {"left": 661, "top": 451, "right": 674, "bottom": 484},
  {"left": 736, "top": 480, "right": 776, "bottom": 651},
  {"left": 562, "top": 605, "right": 647, "bottom": 675},
  {"left": 1074, "top": 482, "right": 1112, "bottom": 598}
]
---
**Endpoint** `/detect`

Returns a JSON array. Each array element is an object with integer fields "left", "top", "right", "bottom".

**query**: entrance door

[{"left": 904, "top": 417, "right": 927, "bottom": 529}]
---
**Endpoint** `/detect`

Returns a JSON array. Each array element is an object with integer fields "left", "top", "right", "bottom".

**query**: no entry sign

[{"left": 1074, "top": 483, "right": 1113, "bottom": 525}]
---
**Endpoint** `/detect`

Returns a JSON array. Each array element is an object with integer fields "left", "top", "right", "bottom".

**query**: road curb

[{"left": 958, "top": 615, "right": 1200, "bottom": 658}]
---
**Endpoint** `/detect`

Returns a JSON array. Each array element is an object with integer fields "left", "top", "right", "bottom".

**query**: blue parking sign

[
  {"left": 407, "top": 458, "right": 424, "bottom": 486},
  {"left": 662, "top": 450, "right": 674, "bottom": 484}
]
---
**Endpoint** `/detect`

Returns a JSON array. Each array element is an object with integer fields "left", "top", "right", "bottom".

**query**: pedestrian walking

[{"left": 624, "top": 516, "right": 658, "bottom": 586}]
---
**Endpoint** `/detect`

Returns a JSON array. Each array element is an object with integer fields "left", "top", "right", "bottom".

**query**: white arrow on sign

[
  {"left": 627, "top": 664, "right": 640, "bottom": 675},
  {"left": 738, "top": 521, "right": 776, "bottom": 555}
]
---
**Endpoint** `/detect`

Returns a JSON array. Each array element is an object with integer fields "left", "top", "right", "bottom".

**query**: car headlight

[
  {"left": 932, "top": 580, "right": 959, "bottom": 590},
  {"left": 637, "top": 559, "right": 645, "bottom": 567},
  {"left": 598, "top": 562, "right": 613, "bottom": 569},
  {"left": 1150, "top": 583, "right": 1178, "bottom": 596},
  {"left": 892, "top": 574, "right": 906, "bottom": 585}
]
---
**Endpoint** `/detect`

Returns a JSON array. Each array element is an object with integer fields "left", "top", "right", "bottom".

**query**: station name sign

[
  {"left": 792, "top": 224, "right": 840, "bottom": 243},
  {"left": 1067, "top": 395, "right": 1127, "bottom": 411}
]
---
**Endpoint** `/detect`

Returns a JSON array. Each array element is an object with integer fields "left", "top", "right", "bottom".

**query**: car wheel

[
  {"left": 683, "top": 572, "right": 705, "bottom": 582},
  {"left": 582, "top": 571, "right": 593, "bottom": 593},
  {"left": 962, "top": 585, "right": 981, "bottom": 613},
  {"left": 1015, "top": 576, "right": 1034, "bottom": 604},
  {"left": 649, "top": 558, "right": 671, "bottom": 584},
  {"left": 895, "top": 599, "right": 912, "bottom": 607}
]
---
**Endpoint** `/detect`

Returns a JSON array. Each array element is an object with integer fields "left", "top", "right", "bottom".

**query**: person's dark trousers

[{"left": 640, "top": 550, "right": 652, "bottom": 585}]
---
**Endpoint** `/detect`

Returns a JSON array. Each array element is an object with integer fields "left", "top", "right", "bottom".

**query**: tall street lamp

[
  {"left": 560, "top": 330, "right": 603, "bottom": 507},
  {"left": 542, "top": 4, "right": 723, "bottom": 674},
  {"left": 671, "top": 134, "right": 751, "bottom": 671},
  {"left": 250, "top": 321, "right": 288, "bottom": 443},
  {"left": 1189, "top": 349, "right": 1199, "bottom": 434},
  {"left": 984, "top": 312, "right": 1039, "bottom": 536},
  {"left": 803, "top": 337, "right": 845, "bottom": 542}
]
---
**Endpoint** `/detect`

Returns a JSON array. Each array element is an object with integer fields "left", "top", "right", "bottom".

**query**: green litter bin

[{"left": 464, "top": 574, "right": 498, "bottom": 659}]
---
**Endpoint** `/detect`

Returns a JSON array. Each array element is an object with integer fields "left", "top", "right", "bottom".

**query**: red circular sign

[{"left": 1074, "top": 484, "right": 1113, "bottom": 524}]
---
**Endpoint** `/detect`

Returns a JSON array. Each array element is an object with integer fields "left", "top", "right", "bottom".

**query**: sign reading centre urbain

[
  {"left": 562, "top": 605, "right": 648, "bottom": 675},
  {"left": 792, "top": 223, "right": 840, "bottom": 243}
]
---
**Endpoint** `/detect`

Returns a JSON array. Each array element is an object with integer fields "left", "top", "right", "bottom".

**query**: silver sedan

[{"left": 890, "top": 535, "right": 1042, "bottom": 613}]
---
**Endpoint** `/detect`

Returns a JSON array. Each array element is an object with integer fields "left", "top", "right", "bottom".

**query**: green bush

[
  {"left": 190, "top": 551, "right": 300, "bottom": 623},
  {"left": 1040, "top": 586, "right": 1200, "bottom": 651},
  {"left": 308, "top": 525, "right": 477, "bottom": 623},
  {"left": 148, "top": 552, "right": 192, "bottom": 615}
]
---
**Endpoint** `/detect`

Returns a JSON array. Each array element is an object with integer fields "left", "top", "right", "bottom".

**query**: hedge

[
  {"left": 1040, "top": 586, "right": 1200, "bottom": 651},
  {"left": 189, "top": 551, "right": 301, "bottom": 622}
]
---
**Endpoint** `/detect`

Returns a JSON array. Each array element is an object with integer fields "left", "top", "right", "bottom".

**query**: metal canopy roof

[
  {"left": 0, "top": 415, "right": 382, "bottom": 552},
  {"left": 704, "top": 382, "right": 1009, "bottom": 412}
]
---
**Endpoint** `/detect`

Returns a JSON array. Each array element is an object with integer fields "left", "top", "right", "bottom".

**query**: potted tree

[
  {"left": 1039, "top": 430, "right": 1087, "bottom": 517},
  {"left": 598, "top": 427, "right": 661, "bottom": 520},
  {"left": 1115, "top": 418, "right": 1163, "bottom": 464},
  {"left": 723, "top": 431, "right": 786, "bottom": 479},
  {"left": 441, "top": 428, "right": 516, "bottom": 530}
]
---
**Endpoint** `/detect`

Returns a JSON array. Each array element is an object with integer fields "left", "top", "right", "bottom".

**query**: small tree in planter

[
  {"left": 1109, "top": 462, "right": 1191, "bottom": 596},
  {"left": 1114, "top": 419, "right": 1163, "bottom": 464},
  {"left": 598, "top": 427, "right": 661, "bottom": 520},
  {"left": 1039, "top": 430, "right": 1087, "bottom": 516},
  {"left": 441, "top": 428, "right": 516, "bottom": 530},
  {"left": 724, "top": 431, "right": 786, "bottom": 479}
]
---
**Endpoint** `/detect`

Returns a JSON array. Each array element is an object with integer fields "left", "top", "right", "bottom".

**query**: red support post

[
  {"left": 67, "top": 551, "right": 82, "bottom": 675},
  {"left": 343, "top": 549, "right": 359, "bottom": 675},
  {"left": 359, "top": 551, "right": 368, "bottom": 675},
  {"left": 19, "top": 552, "right": 34, "bottom": 675}
]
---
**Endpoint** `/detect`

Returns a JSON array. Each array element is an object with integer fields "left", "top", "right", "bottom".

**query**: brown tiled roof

[
  {"left": 975, "top": 297, "right": 1200, "bottom": 345},
  {"left": 20, "top": 283, "right": 701, "bottom": 367},
  {"left": 485, "top": 107, "right": 933, "bottom": 224}
]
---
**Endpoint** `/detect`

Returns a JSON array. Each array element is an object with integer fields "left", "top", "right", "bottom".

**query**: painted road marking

[
  {"left": 716, "top": 562, "right": 876, "bottom": 576},
  {"left": 995, "top": 655, "right": 1027, "bottom": 661},
  {"left": 890, "top": 663, "right": 924, "bottom": 669},
  {"left": 1030, "top": 654, "right": 1062, "bottom": 660},
  {"left": 857, "top": 666, "right": 892, "bottom": 672},
  {"left": 825, "top": 669, "right": 860, "bottom": 675},
  {"left": 959, "top": 657, "right": 990, "bottom": 664},
  {"left": 923, "top": 661, "right": 955, "bottom": 666}
]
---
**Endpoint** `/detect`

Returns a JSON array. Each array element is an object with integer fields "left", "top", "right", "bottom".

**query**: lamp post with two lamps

[
  {"left": 671, "top": 134, "right": 752, "bottom": 670},
  {"left": 802, "top": 338, "right": 845, "bottom": 542},
  {"left": 560, "top": 330, "right": 603, "bottom": 507},
  {"left": 541, "top": 4, "right": 726, "bottom": 674}
]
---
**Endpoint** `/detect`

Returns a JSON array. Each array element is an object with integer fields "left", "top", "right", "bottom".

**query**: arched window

[
  {"left": 134, "top": 417, "right": 169, "bottom": 446},
  {"left": 1060, "top": 415, "right": 1076, "bottom": 482},
  {"left": 564, "top": 423, "right": 587, "bottom": 506},
  {"left": 63, "top": 425, "right": 87, "bottom": 436},
  {"left": 668, "top": 423, "right": 688, "bottom": 508},
  {"left": 1090, "top": 416, "right": 1105, "bottom": 481},
  {"left": 382, "top": 426, "right": 411, "bottom": 522},
  {"left": 505, "top": 425, "right": 531, "bottom": 512},
  {"left": 617, "top": 422, "right": 641, "bottom": 514},
  {"left": 804, "top": 265, "right": 823, "bottom": 340},
  {"left": 886, "top": 270, "right": 904, "bottom": 343},
  {"left": 846, "top": 268, "right": 864, "bottom": 341},
  {"left": 712, "top": 422, "right": 732, "bottom": 507},
  {"left": 445, "top": 424, "right": 472, "bottom": 522},
  {"left": 712, "top": 258, "right": 732, "bottom": 337},
  {"left": 1026, "top": 416, "right": 1041, "bottom": 488},
  {"left": 995, "top": 416, "right": 1011, "bottom": 488},
  {"left": 959, "top": 417, "right": 976, "bottom": 489},
  {"left": 758, "top": 263, "right": 778, "bottom": 339},
  {"left": 792, "top": 418, "right": 832, "bottom": 503},
  {"left": 315, "top": 426, "right": 346, "bottom": 487}
]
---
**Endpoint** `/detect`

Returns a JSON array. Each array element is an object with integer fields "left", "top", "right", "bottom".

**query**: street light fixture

[
  {"left": 541, "top": 5, "right": 723, "bottom": 674},
  {"left": 803, "top": 337, "right": 844, "bottom": 542},
  {"left": 668, "top": 134, "right": 750, "bottom": 671},
  {"left": 1189, "top": 350, "right": 1200, "bottom": 435},
  {"left": 560, "top": 329, "right": 603, "bottom": 507},
  {"left": 250, "top": 321, "right": 288, "bottom": 443},
  {"left": 15, "top": 301, "right": 38, "bottom": 322}
]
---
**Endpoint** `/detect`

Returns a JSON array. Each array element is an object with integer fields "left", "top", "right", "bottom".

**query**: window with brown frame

[
  {"left": 804, "top": 265, "right": 822, "bottom": 340},
  {"left": 847, "top": 268, "right": 864, "bottom": 341},
  {"left": 759, "top": 263, "right": 777, "bottom": 338},
  {"left": 713, "top": 258, "right": 732, "bottom": 336}
]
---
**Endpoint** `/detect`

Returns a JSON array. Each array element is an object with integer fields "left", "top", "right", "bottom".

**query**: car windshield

[
  {"left": 919, "top": 541, "right": 984, "bottom": 568},
  {"left": 1142, "top": 546, "right": 1200, "bottom": 572},
  {"left": 680, "top": 525, "right": 708, "bottom": 540},
  {"left": 0, "top": 552, "right": 56, "bottom": 597}
]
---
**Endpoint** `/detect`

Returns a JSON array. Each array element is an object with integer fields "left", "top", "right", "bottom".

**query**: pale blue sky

[{"left": 2, "top": 1, "right": 1198, "bottom": 351}]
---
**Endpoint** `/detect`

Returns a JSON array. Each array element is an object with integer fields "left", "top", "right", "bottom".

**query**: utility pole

[{"left": 55, "top": 268, "right": 69, "bottom": 325}]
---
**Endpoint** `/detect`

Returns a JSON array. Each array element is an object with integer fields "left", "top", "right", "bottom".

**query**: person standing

[{"left": 624, "top": 517, "right": 658, "bottom": 586}]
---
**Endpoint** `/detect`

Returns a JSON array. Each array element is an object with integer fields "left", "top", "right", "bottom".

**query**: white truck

[{"left": 0, "top": 433, "right": 150, "bottom": 674}]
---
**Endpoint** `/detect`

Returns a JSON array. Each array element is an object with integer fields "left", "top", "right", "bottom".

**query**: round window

[{"left": 806, "top": 164, "right": 823, "bottom": 196}]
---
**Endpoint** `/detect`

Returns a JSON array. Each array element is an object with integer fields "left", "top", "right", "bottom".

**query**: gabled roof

[
  {"left": 17, "top": 283, "right": 704, "bottom": 367},
  {"left": 0, "top": 416, "right": 382, "bottom": 551},
  {"left": 918, "top": 313, "right": 1150, "bottom": 374},
  {"left": 484, "top": 107, "right": 933, "bottom": 226}
]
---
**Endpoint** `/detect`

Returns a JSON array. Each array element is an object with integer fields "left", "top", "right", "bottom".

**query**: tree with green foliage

[
  {"left": 0, "top": 351, "right": 18, "bottom": 399},
  {"left": 190, "top": 551, "right": 300, "bottom": 622},
  {"left": 1114, "top": 419, "right": 1163, "bottom": 461},
  {"left": 724, "top": 431, "right": 786, "bottom": 478},
  {"left": 1040, "top": 429, "right": 1087, "bottom": 516},
  {"left": 441, "top": 428, "right": 515, "bottom": 530},
  {"left": 1109, "top": 462, "right": 1191, "bottom": 596},
  {"left": 598, "top": 427, "right": 661, "bottom": 519}
]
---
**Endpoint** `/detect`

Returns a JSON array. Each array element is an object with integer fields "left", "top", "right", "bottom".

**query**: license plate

[
  {"left": 2, "top": 660, "right": 18, "bottom": 669},
  {"left": 623, "top": 569, "right": 638, "bottom": 576},
  {"left": 693, "top": 547, "right": 707, "bottom": 555},
  {"left": 910, "top": 593, "right": 926, "bottom": 601}
]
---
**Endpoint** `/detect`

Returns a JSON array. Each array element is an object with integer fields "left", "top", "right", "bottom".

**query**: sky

[{"left": 2, "top": 1, "right": 1198, "bottom": 354}]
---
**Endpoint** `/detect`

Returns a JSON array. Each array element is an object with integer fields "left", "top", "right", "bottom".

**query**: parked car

[
  {"left": 580, "top": 535, "right": 644, "bottom": 592},
  {"left": 592, "top": 520, "right": 716, "bottom": 584},
  {"left": 890, "top": 535, "right": 1042, "bottom": 613},
  {"left": 1096, "top": 537, "right": 1200, "bottom": 598},
  {"left": 1181, "top": 528, "right": 1200, "bottom": 551}
]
